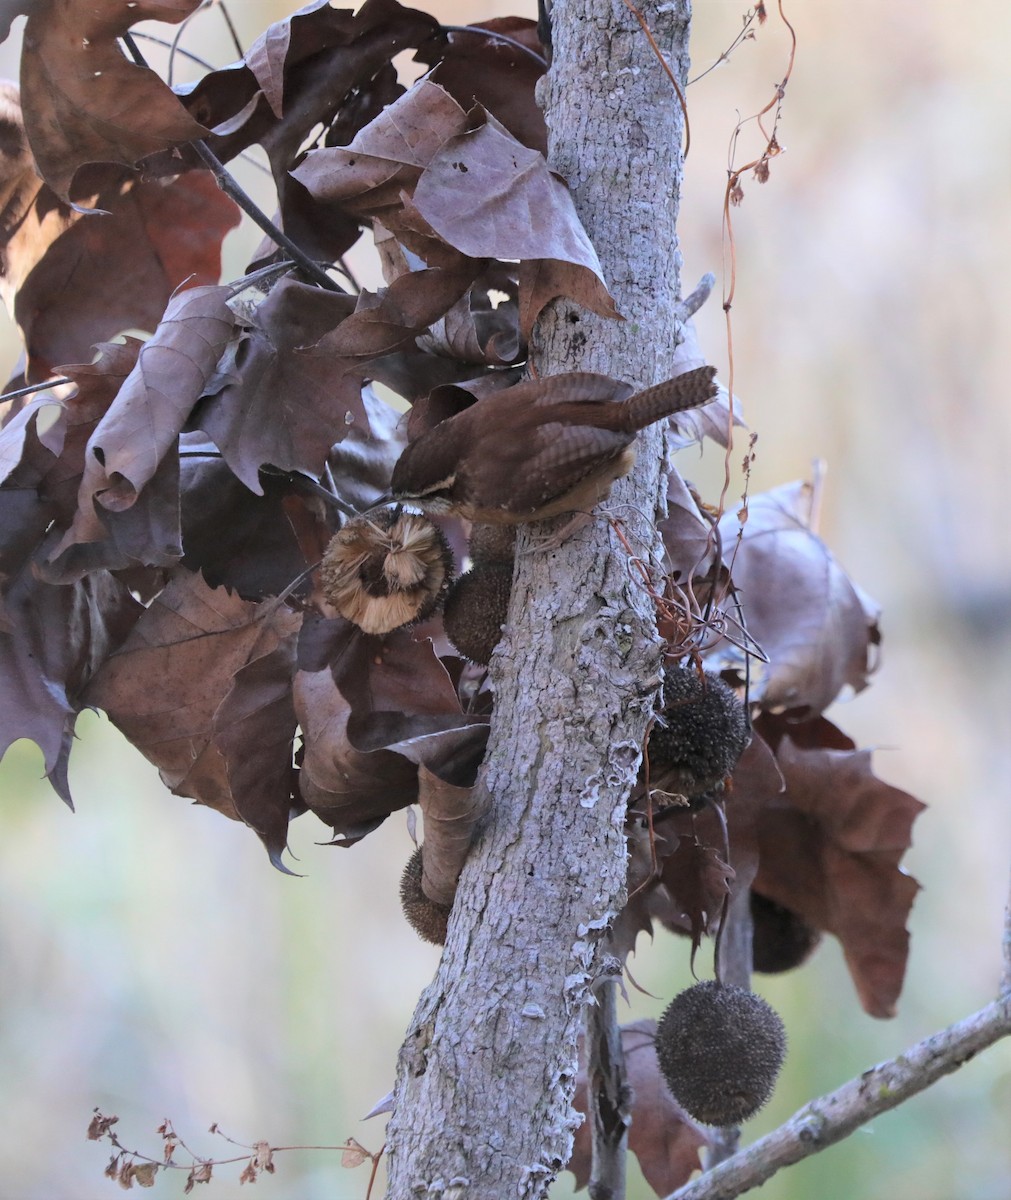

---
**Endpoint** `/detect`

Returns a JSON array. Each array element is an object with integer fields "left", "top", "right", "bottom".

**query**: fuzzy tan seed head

[{"left": 320, "top": 509, "right": 453, "bottom": 635}]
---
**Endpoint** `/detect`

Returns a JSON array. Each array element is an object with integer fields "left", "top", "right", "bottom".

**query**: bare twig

[
  {"left": 705, "top": 882, "right": 754, "bottom": 1167},
  {"left": 586, "top": 970, "right": 631, "bottom": 1200},
  {"left": 1002, "top": 862, "right": 1011, "bottom": 998},
  {"left": 0, "top": 376, "right": 71, "bottom": 404},
  {"left": 442, "top": 24, "right": 548, "bottom": 67},
  {"left": 664, "top": 994, "right": 1011, "bottom": 1200},
  {"left": 119, "top": 33, "right": 343, "bottom": 294}
]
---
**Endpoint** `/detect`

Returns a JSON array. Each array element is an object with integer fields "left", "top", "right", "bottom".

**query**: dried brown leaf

[
  {"left": 0, "top": 549, "right": 141, "bottom": 802},
  {"left": 20, "top": 0, "right": 208, "bottom": 202},
  {"left": 753, "top": 733, "right": 924, "bottom": 1017},
  {"left": 290, "top": 78, "right": 469, "bottom": 220},
  {"left": 50, "top": 286, "right": 234, "bottom": 561},
  {"left": 194, "top": 276, "right": 359, "bottom": 493},
  {"left": 415, "top": 764, "right": 489, "bottom": 906},
  {"left": 84, "top": 569, "right": 299, "bottom": 853},
  {"left": 0, "top": 83, "right": 238, "bottom": 380},
  {"left": 416, "top": 18, "right": 547, "bottom": 154},
  {"left": 293, "top": 662, "right": 419, "bottom": 843},
  {"left": 719, "top": 480, "right": 880, "bottom": 714}
]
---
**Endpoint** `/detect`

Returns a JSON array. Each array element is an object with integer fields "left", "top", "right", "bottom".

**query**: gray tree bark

[{"left": 384, "top": 3, "right": 695, "bottom": 1197}]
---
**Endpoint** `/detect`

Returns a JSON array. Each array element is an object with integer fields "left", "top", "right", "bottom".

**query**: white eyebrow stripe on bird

[{"left": 413, "top": 472, "right": 457, "bottom": 496}]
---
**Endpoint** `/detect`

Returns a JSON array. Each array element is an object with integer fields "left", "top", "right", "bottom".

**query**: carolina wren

[{"left": 389, "top": 366, "right": 718, "bottom": 523}]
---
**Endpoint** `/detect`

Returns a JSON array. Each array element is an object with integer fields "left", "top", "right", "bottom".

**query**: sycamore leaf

[
  {"left": 412, "top": 764, "right": 489, "bottom": 907},
  {"left": 415, "top": 18, "right": 547, "bottom": 154},
  {"left": 194, "top": 276, "right": 359, "bottom": 493},
  {"left": 0, "top": 548, "right": 142, "bottom": 803},
  {"left": 719, "top": 480, "right": 880, "bottom": 715},
  {"left": 50, "top": 286, "right": 234, "bottom": 560},
  {"left": 293, "top": 664, "right": 420, "bottom": 844},
  {"left": 0, "top": 83, "right": 239, "bottom": 381},
  {"left": 84, "top": 569, "right": 299, "bottom": 855},
  {"left": 291, "top": 78, "right": 469, "bottom": 218},
  {"left": 752, "top": 730, "right": 924, "bottom": 1017},
  {"left": 317, "top": 264, "right": 480, "bottom": 361},
  {"left": 20, "top": 0, "right": 208, "bottom": 202},
  {"left": 571, "top": 1020, "right": 711, "bottom": 1196}
]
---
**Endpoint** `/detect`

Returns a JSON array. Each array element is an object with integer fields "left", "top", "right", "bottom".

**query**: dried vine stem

[{"left": 666, "top": 873, "right": 1011, "bottom": 1200}]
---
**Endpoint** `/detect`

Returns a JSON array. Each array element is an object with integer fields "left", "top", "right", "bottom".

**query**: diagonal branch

[{"left": 665, "top": 874, "right": 1011, "bottom": 1200}]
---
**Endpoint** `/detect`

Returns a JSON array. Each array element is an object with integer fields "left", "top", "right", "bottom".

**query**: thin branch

[
  {"left": 442, "top": 24, "right": 548, "bottom": 67},
  {"left": 0, "top": 376, "right": 71, "bottom": 403},
  {"left": 1002, "top": 861, "right": 1011, "bottom": 998},
  {"left": 586, "top": 970, "right": 631, "bottom": 1200},
  {"left": 664, "top": 994, "right": 1011, "bottom": 1200},
  {"left": 118, "top": 33, "right": 343, "bottom": 294}
]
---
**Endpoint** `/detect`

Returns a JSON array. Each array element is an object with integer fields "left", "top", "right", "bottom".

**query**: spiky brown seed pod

[
  {"left": 751, "top": 892, "right": 823, "bottom": 974},
  {"left": 648, "top": 666, "right": 750, "bottom": 797},
  {"left": 468, "top": 522, "right": 516, "bottom": 565},
  {"left": 655, "top": 980, "right": 786, "bottom": 1126},
  {"left": 443, "top": 561, "right": 512, "bottom": 665},
  {"left": 319, "top": 509, "right": 453, "bottom": 635},
  {"left": 399, "top": 847, "right": 451, "bottom": 945}
]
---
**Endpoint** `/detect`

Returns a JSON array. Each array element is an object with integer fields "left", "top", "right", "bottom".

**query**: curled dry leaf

[
  {"left": 570, "top": 1019, "right": 711, "bottom": 1196},
  {"left": 414, "top": 764, "right": 490, "bottom": 907},
  {"left": 718, "top": 479, "right": 881, "bottom": 715},
  {"left": 293, "top": 665, "right": 420, "bottom": 844},
  {"left": 50, "top": 286, "right": 234, "bottom": 562},
  {"left": 752, "top": 726, "right": 924, "bottom": 1017},
  {"left": 19, "top": 0, "right": 208, "bottom": 202}
]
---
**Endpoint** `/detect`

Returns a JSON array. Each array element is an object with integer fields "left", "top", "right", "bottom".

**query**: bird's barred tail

[{"left": 620, "top": 365, "right": 719, "bottom": 431}]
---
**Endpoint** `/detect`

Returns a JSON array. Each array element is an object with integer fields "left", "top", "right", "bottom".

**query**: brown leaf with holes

[
  {"left": 571, "top": 1020, "right": 710, "bottom": 1195},
  {"left": 84, "top": 569, "right": 299, "bottom": 857},
  {"left": 718, "top": 480, "right": 880, "bottom": 715},
  {"left": 291, "top": 78, "right": 469, "bottom": 220},
  {"left": 50, "top": 286, "right": 234, "bottom": 561},
  {"left": 412, "top": 109, "right": 617, "bottom": 333},
  {"left": 753, "top": 732, "right": 924, "bottom": 1017},
  {"left": 19, "top": 0, "right": 207, "bottom": 202}
]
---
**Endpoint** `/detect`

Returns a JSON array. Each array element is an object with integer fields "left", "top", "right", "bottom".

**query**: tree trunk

[{"left": 384, "top": 3, "right": 694, "bottom": 1196}]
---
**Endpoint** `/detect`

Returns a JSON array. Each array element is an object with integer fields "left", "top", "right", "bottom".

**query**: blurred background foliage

[{"left": 0, "top": 1, "right": 1008, "bottom": 1197}]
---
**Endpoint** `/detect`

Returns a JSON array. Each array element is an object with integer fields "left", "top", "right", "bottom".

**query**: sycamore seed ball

[
  {"left": 443, "top": 561, "right": 512, "bottom": 665},
  {"left": 655, "top": 980, "right": 786, "bottom": 1126},
  {"left": 648, "top": 666, "right": 750, "bottom": 797},
  {"left": 468, "top": 522, "right": 516, "bottom": 565},
  {"left": 399, "top": 847, "right": 451, "bottom": 946},
  {"left": 750, "top": 892, "right": 823, "bottom": 974}
]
